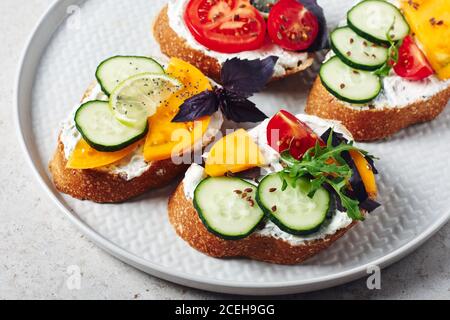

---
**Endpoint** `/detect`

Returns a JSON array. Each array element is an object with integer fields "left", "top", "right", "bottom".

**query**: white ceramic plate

[{"left": 15, "top": 0, "right": 450, "bottom": 295}]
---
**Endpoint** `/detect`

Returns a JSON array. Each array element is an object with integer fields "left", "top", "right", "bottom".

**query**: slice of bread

[
  {"left": 306, "top": 77, "right": 450, "bottom": 141},
  {"left": 153, "top": 6, "right": 314, "bottom": 83},
  {"left": 168, "top": 183, "right": 358, "bottom": 265},
  {"left": 50, "top": 140, "right": 188, "bottom": 203},
  {"left": 49, "top": 84, "right": 219, "bottom": 203}
]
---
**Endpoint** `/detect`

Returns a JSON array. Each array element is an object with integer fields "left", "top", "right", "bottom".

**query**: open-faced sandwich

[
  {"left": 168, "top": 110, "right": 380, "bottom": 264},
  {"left": 49, "top": 54, "right": 279, "bottom": 203},
  {"left": 153, "top": 0, "right": 330, "bottom": 83},
  {"left": 306, "top": 0, "right": 450, "bottom": 141},
  {"left": 49, "top": 56, "right": 226, "bottom": 203}
]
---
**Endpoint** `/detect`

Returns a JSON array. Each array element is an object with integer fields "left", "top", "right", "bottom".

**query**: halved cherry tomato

[
  {"left": 267, "top": 110, "right": 323, "bottom": 159},
  {"left": 184, "top": 0, "right": 266, "bottom": 53},
  {"left": 267, "top": 0, "right": 319, "bottom": 51},
  {"left": 394, "top": 35, "right": 434, "bottom": 81}
]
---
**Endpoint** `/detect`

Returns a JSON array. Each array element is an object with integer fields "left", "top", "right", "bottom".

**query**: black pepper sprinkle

[
  {"left": 269, "top": 188, "right": 277, "bottom": 192},
  {"left": 272, "top": 206, "right": 277, "bottom": 212}
]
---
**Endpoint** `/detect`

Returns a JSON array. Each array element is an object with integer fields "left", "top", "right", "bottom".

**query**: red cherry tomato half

[
  {"left": 184, "top": 0, "right": 266, "bottom": 54},
  {"left": 394, "top": 35, "right": 434, "bottom": 81},
  {"left": 267, "top": 110, "right": 323, "bottom": 160},
  {"left": 267, "top": 0, "right": 319, "bottom": 51}
]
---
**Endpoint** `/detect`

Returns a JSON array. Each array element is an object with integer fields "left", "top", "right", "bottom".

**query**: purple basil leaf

[
  {"left": 221, "top": 56, "right": 278, "bottom": 97},
  {"left": 323, "top": 183, "right": 344, "bottom": 212},
  {"left": 226, "top": 167, "right": 263, "bottom": 183},
  {"left": 299, "top": 0, "right": 330, "bottom": 52},
  {"left": 360, "top": 198, "right": 381, "bottom": 213},
  {"left": 365, "top": 155, "right": 379, "bottom": 175},
  {"left": 172, "top": 90, "right": 219, "bottom": 122},
  {"left": 219, "top": 92, "right": 268, "bottom": 123},
  {"left": 344, "top": 151, "right": 369, "bottom": 203},
  {"left": 320, "top": 128, "right": 349, "bottom": 146}
]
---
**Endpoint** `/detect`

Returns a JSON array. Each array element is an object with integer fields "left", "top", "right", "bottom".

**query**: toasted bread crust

[
  {"left": 153, "top": 6, "right": 314, "bottom": 83},
  {"left": 306, "top": 77, "right": 450, "bottom": 141},
  {"left": 168, "top": 183, "right": 357, "bottom": 265},
  {"left": 49, "top": 140, "right": 188, "bottom": 203}
]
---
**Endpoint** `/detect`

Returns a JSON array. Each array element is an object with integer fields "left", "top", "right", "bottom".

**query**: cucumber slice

[
  {"left": 193, "top": 177, "right": 265, "bottom": 240},
  {"left": 347, "top": 0, "right": 409, "bottom": 45},
  {"left": 96, "top": 56, "right": 165, "bottom": 96},
  {"left": 109, "top": 73, "right": 182, "bottom": 128},
  {"left": 74, "top": 101, "right": 148, "bottom": 152},
  {"left": 331, "top": 27, "right": 388, "bottom": 71},
  {"left": 319, "top": 56, "right": 382, "bottom": 104},
  {"left": 256, "top": 174, "right": 331, "bottom": 235}
]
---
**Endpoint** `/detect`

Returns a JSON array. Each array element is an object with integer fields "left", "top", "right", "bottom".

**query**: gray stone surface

[{"left": 1, "top": 0, "right": 448, "bottom": 300}]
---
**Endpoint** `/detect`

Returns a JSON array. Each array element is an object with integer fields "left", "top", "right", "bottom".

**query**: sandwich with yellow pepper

[
  {"left": 306, "top": 0, "right": 450, "bottom": 141},
  {"left": 49, "top": 55, "right": 276, "bottom": 203},
  {"left": 168, "top": 109, "right": 381, "bottom": 265}
]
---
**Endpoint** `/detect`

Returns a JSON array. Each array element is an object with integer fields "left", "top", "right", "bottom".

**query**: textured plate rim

[{"left": 14, "top": 0, "right": 450, "bottom": 296}]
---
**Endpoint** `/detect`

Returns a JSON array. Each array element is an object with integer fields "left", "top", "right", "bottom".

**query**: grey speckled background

[{"left": 1, "top": 0, "right": 449, "bottom": 300}]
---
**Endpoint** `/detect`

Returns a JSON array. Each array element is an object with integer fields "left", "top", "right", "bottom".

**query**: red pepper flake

[{"left": 272, "top": 206, "right": 277, "bottom": 212}]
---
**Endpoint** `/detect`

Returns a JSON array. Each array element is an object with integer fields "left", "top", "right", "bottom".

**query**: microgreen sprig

[{"left": 374, "top": 21, "right": 404, "bottom": 77}]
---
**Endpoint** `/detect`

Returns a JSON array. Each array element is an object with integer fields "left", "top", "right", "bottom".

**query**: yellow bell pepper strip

[
  {"left": 349, "top": 150, "right": 378, "bottom": 198},
  {"left": 401, "top": 0, "right": 450, "bottom": 79},
  {"left": 205, "top": 129, "right": 266, "bottom": 177},
  {"left": 143, "top": 58, "right": 212, "bottom": 162},
  {"left": 66, "top": 139, "right": 140, "bottom": 169}
]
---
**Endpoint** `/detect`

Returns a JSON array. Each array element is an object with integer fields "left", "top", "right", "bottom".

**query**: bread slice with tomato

[
  {"left": 153, "top": 0, "right": 327, "bottom": 83},
  {"left": 305, "top": 0, "right": 450, "bottom": 141},
  {"left": 168, "top": 111, "right": 380, "bottom": 265},
  {"left": 49, "top": 57, "right": 223, "bottom": 203}
]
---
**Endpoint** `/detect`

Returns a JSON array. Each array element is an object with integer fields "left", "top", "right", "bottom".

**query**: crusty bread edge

[
  {"left": 168, "top": 182, "right": 358, "bottom": 265},
  {"left": 153, "top": 6, "right": 314, "bottom": 84},
  {"left": 306, "top": 77, "right": 450, "bottom": 141}
]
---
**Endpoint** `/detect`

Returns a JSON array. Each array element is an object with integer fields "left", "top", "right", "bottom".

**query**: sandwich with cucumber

[
  {"left": 153, "top": 0, "right": 330, "bottom": 83},
  {"left": 168, "top": 110, "right": 380, "bottom": 264},
  {"left": 306, "top": 0, "right": 450, "bottom": 141},
  {"left": 49, "top": 56, "right": 225, "bottom": 203}
]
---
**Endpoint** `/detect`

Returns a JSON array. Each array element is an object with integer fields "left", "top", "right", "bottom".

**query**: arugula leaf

[{"left": 279, "top": 130, "right": 372, "bottom": 221}]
